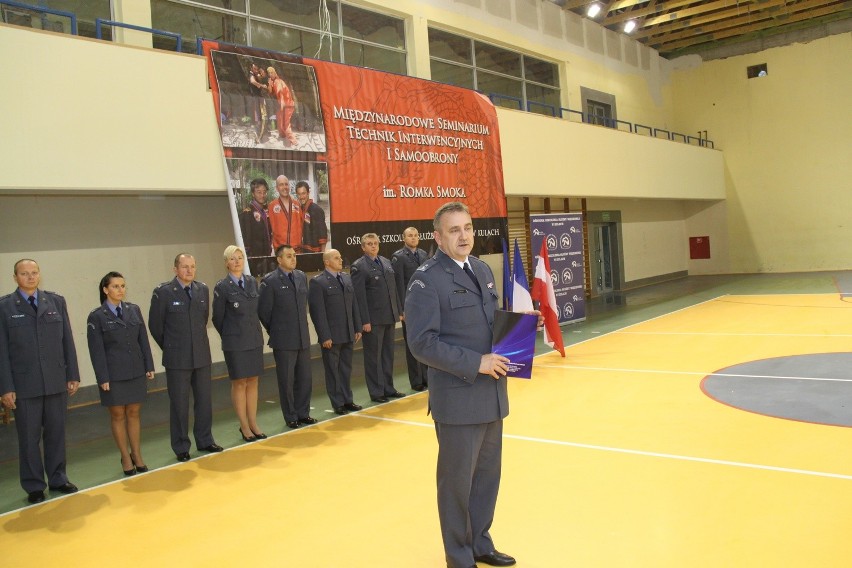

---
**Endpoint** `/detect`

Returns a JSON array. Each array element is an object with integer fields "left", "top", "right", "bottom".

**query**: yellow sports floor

[{"left": 3, "top": 294, "right": 851, "bottom": 567}]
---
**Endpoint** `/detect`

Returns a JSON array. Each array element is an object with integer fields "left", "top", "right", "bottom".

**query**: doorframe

[{"left": 586, "top": 210, "right": 624, "bottom": 297}]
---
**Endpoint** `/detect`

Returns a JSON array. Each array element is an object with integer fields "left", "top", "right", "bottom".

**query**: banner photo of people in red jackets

[{"left": 202, "top": 40, "right": 507, "bottom": 274}]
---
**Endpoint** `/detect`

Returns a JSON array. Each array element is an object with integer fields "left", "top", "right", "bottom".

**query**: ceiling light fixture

[
  {"left": 587, "top": 3, "right": 602, "bottom": 18},
  {"left": 623, "top": 20, "right": 637, "bottom": 33}
]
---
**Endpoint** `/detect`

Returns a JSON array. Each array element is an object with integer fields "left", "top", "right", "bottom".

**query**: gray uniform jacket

[
  {"left": 0, "top": 290, "right": 80, "bottom": 398},
  {"left": 86, "top": 302, "right": 154, "bottom": 384},
  {"left": 403, "top": 250, "right": 507, "bottom": 425},
  {"left": 148, "top": 278, "right": 212, "bottom": 370},
  {"left": 212, "top": 275, "right": 263, "bottom": 352},
  {"left": 350, "top": 255, "right": 400, "bottom": 326},
  {"left": 258, "top": 268, "right": 311, "bottom": 350},
  {"left": 392, "top": 246, "right": 429, "bottom": 308},
  {"left": 308, "top": 270, "right": 362, "bottom": 345}
]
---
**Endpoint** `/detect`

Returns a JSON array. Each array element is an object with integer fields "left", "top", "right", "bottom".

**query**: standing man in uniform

[
  {"left": 148, "top": 253, "right": 223, "bottom": 462},
  {"left": 0, "top": 259, "right": 80, "bottom": 504},
  {"left": 258, "top": 244, "right": 316, "bottom": 429},
  {"left": 295, "top": 180, "right": 328, "bottom": 253},
  {"left": 268, "top": 175, "right": 303, "bottom": 253},
  {"left": 392, "top": 226, "right": 430, "bottom": 391},
  {"left": 238, "top": 178, "right": 275, "bottom": 276},
  {"left": 308, "top": 249, "right": 363, "bottom": 415},
  {"left": 405, "top": 203, "right": 541, "bottom": 568},
  {"left": 350, "top": 233, "right": 404, "bottom": 403}
]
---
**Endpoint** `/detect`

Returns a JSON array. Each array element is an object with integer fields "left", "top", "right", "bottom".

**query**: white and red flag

[{"left": 531, "top": 241, "right": 565, "bottom": 356}]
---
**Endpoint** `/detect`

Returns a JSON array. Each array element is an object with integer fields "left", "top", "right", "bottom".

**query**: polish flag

[{"left": 531, "top": 241, "right": 565, "bottom": 356}]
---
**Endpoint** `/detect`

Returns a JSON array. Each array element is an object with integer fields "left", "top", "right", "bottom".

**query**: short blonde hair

[{"left": 223, "top": 245, "right": 246, "bottom": 263}]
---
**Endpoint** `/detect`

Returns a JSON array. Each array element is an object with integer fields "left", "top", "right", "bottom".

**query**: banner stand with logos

[{"left": 529, "top": 214, "right": 586, "bottom": 324}]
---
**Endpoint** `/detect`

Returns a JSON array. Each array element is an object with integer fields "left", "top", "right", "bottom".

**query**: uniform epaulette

[
  {"left": 416, "top": 258, "right": 438, "bottom": 272},
  {"left": 43, "top": 290, "right": 63, "bottom": 298},
  {"left": 157, "top": 281, "right": 171, "bottom": 288},
  {"left": 0, "top": 293, "right": 12, "bottom": 301},
  {"left": 89, "top": 306, "right": 103, "bottom": 315}
]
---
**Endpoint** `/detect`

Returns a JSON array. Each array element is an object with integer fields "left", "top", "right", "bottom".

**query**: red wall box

[{"left": 689, "top": 236, "right": 711, "bottom": 259}]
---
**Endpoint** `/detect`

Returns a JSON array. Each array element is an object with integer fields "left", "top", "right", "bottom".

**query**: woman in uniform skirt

[
  {"left": 212, "top": 246, "right": 267, "bottom": 442},
  {"left": 86, "top": 272, "right": 155, "bottom": 476}
]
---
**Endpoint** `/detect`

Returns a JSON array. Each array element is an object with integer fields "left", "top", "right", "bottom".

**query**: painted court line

[
  {"left": 534, "top": 363, "right": 852, "bottom": 383},
  {"left": 616, "top": 331, "right": 852, "bottom": 338},
  {"left": 356, "top": 414, "right": 852, "bottom": 481}
]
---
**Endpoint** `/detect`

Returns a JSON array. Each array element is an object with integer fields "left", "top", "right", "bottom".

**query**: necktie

[
  {"left": 116, "top": 306, "right": 123, "bottom": 319},
  {"left": 288, "top": 272, "right": 295, "bottom": 286},
  {"left": 238, "top": 279, "right": 244, "bottom": 289},
  {"left": 28, "top": 295, "right": 37, "bottom": 312},
  {"left": 336, "top": 274, "right": 344, "bottom": 289},
  {"left": 375, "top": 258, "right": 382, "bottom": 270},
  {"left": 463, "top": 262, "right": 481, "bottom": 293},
  {"left": 184, "top": 285, "right": 192, "bottom": 300}
]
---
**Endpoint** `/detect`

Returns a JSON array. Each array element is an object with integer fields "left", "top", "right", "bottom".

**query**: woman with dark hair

[
  {"left": 86, "top": 272, "right": 155, "bottom": 475},
  {"left": 212, "top": 246, "right": 267, "bottom": 442}
]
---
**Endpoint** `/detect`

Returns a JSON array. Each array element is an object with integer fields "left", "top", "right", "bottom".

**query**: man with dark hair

[
  {"left": 405, "top": 203, "right": 540, "bottom": 568},
  {"left": 392, "top": 226, "right": 430, "bottom": 391},
  {"left": 295, "top": 180, "right": 328, "bottom": 253},
  {"left": 258, "top": 245, "right": 315, "bottom": 429},
  {"left": 149, "top": 253, "right": 223, "bottom": 462},
  {"left": 239, "top": 178, "right": 273, "bottom": 259},
  {"left": 351, "top": 233, "right": 403, "bottom": 403},
  {"left": 1, "top": 259, "right": 80, "bottom": 504}
]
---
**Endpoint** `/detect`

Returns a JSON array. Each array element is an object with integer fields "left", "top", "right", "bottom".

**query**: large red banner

[{"left": 202, "top": 40, "right": 507, "bottom": 273}]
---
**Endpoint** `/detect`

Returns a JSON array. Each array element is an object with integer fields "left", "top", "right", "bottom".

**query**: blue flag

[
  {"left": 512, "top": 239, "right": 533, "bottom": 312},
  {"left": 502, "top": 238, "right": 511, "bottom": 311}
]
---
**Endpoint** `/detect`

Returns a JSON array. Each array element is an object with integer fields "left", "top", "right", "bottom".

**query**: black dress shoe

[
  {"left": 333, "top": 407, "right": 349, "bottom": 415},
  {"left": 370, "top": 397, "right": 388, "bottom": 403},
  {"left": 49, "top": 482, "right": 79, "bottom": 495},
  {"left": 199, "top": 443, "right": 224, "bottom": 453},
  {"left": 298, "top": 416, "right": 318, "bottom": 425},
  {"left": 176, "top": 452, "right": 191, "bottom": 462},
  {"left": 251, "top": 431, "right": 267, "bottom": 440},
  {"left": 473, "top": 550, "right": 516, "bottom": 566},
  {"left": 286, "top": 420, "right": 300, "bottom": 429},
  {"left": 122, "top": 461, "right": 137, "bottom": 476},
  {"left": 387, "top": 391, "right": 406, "bottom": 398},
  {"left": 412, "top": 384, "right": 427, "bottom": 391},
  {"left": 343, "top": 402, "right": 363, "bottom": 411},
  {"left": 27, "top": 491, "right": 45, "bottom": 504}
]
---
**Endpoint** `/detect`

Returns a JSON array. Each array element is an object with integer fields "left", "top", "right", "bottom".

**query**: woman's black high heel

[
  {"left": 240, "top": 427, "right": 257, "bottom": 442},
  {"left": 129, "top": 453, "right": 148, "bottom": 473}
]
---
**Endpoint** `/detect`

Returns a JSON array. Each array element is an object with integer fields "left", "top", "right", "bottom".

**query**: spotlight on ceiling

[
  {"left": 586, "top": 3, "right": 602, "bottom": 18},
  {"left": 623, "top": 20, "right": 637, "bottom": 33}
]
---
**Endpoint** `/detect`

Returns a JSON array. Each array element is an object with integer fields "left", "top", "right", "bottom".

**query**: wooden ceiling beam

[
  {"left": 602, "top": 0, "right": 702, "bottom": 25},
  {"left": 633, "top": 0, "right": 792, "bottom": 38},
  {"left": 640, "top": 0, "right": 759, "bottom": 28},
  {"left": 652, "top": 2, "right": 848, "bottom": 51}
]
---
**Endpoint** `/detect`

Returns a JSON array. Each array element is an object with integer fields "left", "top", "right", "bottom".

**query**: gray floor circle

[{"left": 701, "top": 353, "right": 852, "bottom": 427}]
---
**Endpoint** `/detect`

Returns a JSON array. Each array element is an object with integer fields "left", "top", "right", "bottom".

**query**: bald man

[
  {"left": 308, "top": 249, "right": 363, "bottom": 415},
  {"left": 268, "top": 175, "right": 303, "bottom": 251}
]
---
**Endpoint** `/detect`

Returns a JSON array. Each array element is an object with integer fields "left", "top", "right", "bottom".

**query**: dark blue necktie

[
  {"left": 116, "top": 306, "right": 123, "bottom": 319},
  {"left": 28, "top": 295, "right": 37, "bottom": 312},
  {"left": 463, "top": 262, "right": 481, "bottom": 293},
  {"left": 184, "top": 285, "right": 192, "bottom": 299}
]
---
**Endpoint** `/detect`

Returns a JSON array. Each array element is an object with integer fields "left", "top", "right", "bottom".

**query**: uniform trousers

[
  {"left": 401, "top": 320, "right": 428, "bottom": 388},
  {"left": 14, "top": 391, "right": 70, "bottom": 493},
  {"left": 321, "top": 342, "right": 355, "bottom": 410},
  {"left": 362, "top": 323, "right": 396, "bottom": 398},
  {"left": 273, "top": 348, "right": 312, "bottom": 422},
  {"left": 165, "top": 366, "right": 214, "bottom": 454},
  {"left": 435, "top": 419, "right": 503, "bottom": 568}
]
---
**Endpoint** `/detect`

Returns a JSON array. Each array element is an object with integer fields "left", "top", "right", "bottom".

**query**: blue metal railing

[
  {"left": 95, "top": 19, "right": 182, "bottom": 52},
  {"left": 7, "top": 2, "right": 716, "bottom": 150},
  {"left": 0, "top": 0, "right": 77, "bottom": 34}
]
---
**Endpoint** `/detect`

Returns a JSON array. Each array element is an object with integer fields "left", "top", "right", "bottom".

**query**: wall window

[
  {"left": 150, "top": 0, "right": 406, "bottom": 74},
  {"left": 1, "top": 0, "right": 111, "bottom": 39},
  {"left": 428, "top": 28, "right": 560, "bottom": 115}
]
